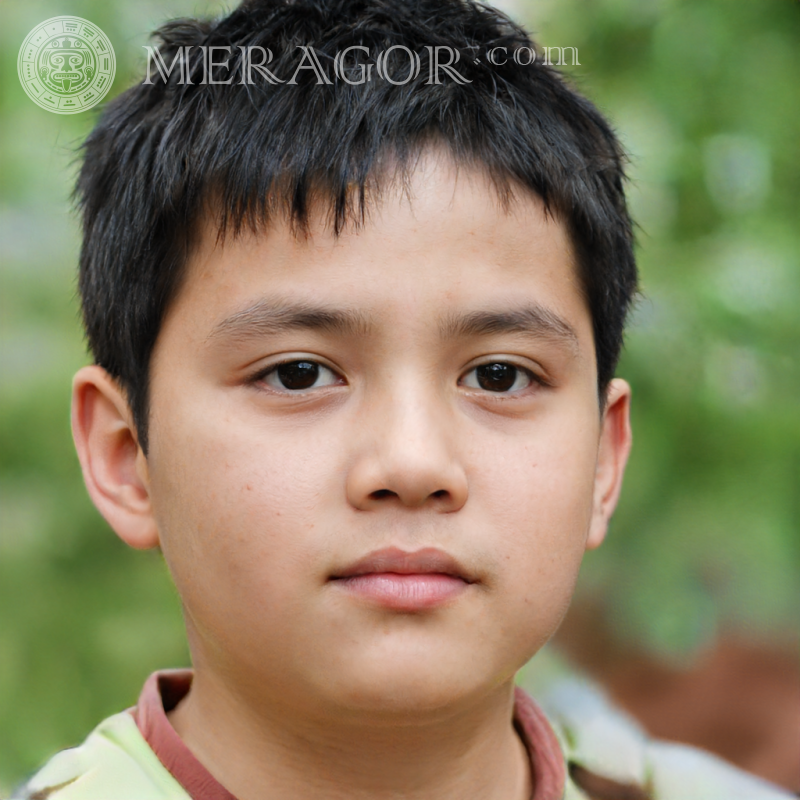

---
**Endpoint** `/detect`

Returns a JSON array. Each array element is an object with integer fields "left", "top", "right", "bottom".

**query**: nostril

[
  {"left": 432, "top": 490, "right": 448, "bottom": 499},
  {"left": 371, "top": 489, "right": 395, "bottom": 499}
]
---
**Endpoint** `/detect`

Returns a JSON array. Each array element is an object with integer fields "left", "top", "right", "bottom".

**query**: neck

[{"left": 169, "top": 668, "right": 532, "bottom": 800}]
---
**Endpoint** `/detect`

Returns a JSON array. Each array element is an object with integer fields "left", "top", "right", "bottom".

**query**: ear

[
  {"left": 585, "top": 378, "right": 632, "bottom": 551},
  {"left": 71, "top": 365, "right": 160, "bottom": 550}
]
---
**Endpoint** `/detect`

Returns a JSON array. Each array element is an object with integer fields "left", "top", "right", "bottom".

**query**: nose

[{"left": 345, "top": 382, "right": 469, "bottom": 513}]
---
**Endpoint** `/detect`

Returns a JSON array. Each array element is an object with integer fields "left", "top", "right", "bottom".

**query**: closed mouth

[{"left": 329, "top": 546, "right": 475, "bottom": 583}]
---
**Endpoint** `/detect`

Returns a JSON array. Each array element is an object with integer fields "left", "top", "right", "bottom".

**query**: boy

[{"left": 14, "top": 0, "right": 793, "bottom": 798}]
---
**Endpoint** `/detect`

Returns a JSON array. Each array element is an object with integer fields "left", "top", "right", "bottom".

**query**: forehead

[{"left": 166, "top": 150, "right": 592, "bottom": 354}]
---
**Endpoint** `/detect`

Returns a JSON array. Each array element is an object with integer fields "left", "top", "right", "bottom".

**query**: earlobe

[
  {"left": 585, "top": 378, "right": 632, "bottom": 551},
  {"left": 71, "top": 365, "right": 160, "bottom": 550}
]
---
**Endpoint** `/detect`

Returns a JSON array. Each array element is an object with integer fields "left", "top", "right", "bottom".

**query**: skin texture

[{"left": 71, "top": 150, "right": 632, "bottom": 800}]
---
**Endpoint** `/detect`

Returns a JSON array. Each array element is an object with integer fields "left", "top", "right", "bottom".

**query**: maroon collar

[
  {"left": 133, "top": 669, "right": 566, "bottom": 800},
  {"left": 133, "top": 670, "right": 237, "bottom": 800}
]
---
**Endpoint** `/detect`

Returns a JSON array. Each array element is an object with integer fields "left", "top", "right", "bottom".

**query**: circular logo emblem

[{"left": 17, "top": 16, "right": 116, "bottom": 114}]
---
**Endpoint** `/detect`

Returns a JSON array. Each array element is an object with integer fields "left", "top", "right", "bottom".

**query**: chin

[
  {"left": 337, "top": 678, "right": 481, "bottom": 721},
  {"left": 316, "top": 648, "right": 508, "bottom": 722}
]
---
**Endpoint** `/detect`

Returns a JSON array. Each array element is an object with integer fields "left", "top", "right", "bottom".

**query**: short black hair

[{"left": 76, "top": 0, "right": 637, "bottom": 453}]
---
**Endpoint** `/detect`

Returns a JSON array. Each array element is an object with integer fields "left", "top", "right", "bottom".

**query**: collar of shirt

[{"left": 132, "top": 669, "right": 567, "bottom": 800}]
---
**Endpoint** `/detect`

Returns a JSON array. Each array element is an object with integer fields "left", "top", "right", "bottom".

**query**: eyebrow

[
  {"left": 208, "top": 299, "right": 373, "bottom": 343},
  {"left": 208, "top": 298, "right": 579, "bottom": 353},
  {"left": 438, "top": 306, "right": 579, "bottom": 352}
]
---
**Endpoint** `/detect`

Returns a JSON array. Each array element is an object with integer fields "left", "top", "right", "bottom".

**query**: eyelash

[
  {"left": 248, "top": 359, "right": 546, "bottom": 395},
  {"left": 460, "top": 362, "right": 545, "bottom": 395},
  {"left": 249, "top": 359, "right": 343, "bottom": 393}
]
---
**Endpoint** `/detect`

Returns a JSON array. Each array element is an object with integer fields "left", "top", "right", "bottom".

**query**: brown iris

[
  {"left": 275, "top": 361, "right": 320, "bottom": 390},
  {"left": 475, "top": 363, "right": 518, "bottom": 392}
]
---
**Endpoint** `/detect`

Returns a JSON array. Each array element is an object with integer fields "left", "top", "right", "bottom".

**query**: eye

[
  {"left": 259, "top": 360, "right": 342, "bottom": 392},
  {"left": 460, "top": 362, "right": 535, "bottom": 393}
]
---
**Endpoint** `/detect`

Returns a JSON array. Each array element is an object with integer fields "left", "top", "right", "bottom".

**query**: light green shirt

[{"left": 12, "top": 683, "right": 794, "bottom": 800}]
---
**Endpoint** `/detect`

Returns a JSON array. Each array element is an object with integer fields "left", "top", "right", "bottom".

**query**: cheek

[
  {"left": 147, "top": 410, "right": 339, "bottom": 624},
  {"left": 472, "top": 416, "right": 598, "bottom": 631},
  {"left": 478, "top": 416, "right": 597, "bottom": 541}
]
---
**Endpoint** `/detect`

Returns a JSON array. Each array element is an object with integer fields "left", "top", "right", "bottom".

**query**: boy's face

[{"left": 76, "top": 151, "right": 630, "bottom": 719}]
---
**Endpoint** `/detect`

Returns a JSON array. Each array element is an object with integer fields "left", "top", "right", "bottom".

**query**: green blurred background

[{"left": 1, "top": 0, "right": 798, "bottom": 791}]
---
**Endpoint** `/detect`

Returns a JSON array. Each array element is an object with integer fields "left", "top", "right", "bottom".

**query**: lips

[
  {"left": 331, "top": 546, "right": 473, "bottom": 581},
  {"left": 329, "top": 546, "right": 474, "bottom": 611}
]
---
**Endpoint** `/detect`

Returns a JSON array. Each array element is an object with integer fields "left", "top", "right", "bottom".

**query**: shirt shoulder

[
  {"left": 11, "top": 711, "right": 191, "bottom": 800},
  {"left": 536, "top": 678, "right": 795, "bottom": 800}
]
